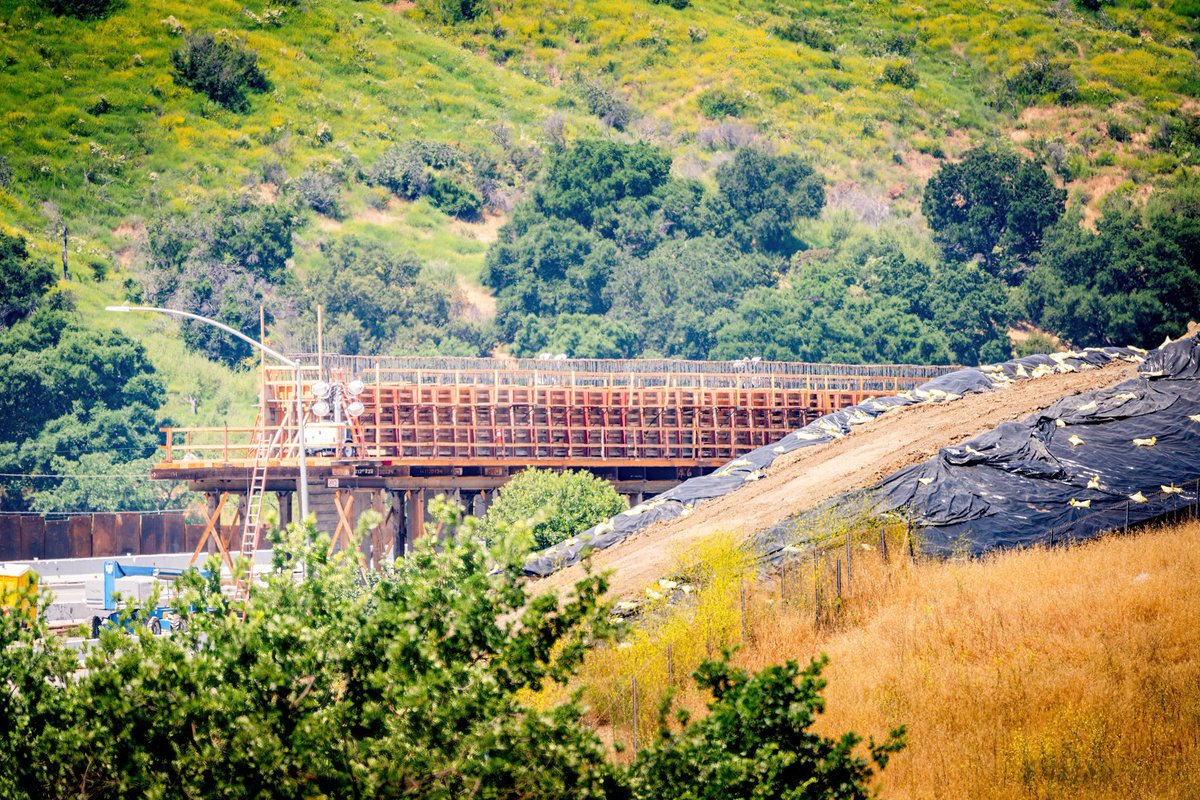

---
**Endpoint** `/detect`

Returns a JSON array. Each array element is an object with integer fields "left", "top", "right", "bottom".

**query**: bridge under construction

[{"left": 153, "top": 356, "right": 954, "bottom": 566}]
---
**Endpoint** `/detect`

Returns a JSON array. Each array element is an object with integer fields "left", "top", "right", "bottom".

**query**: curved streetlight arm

[
  {"left": 107, "top": 305, "right": 297, "bottom": 367},
  {"left": 106, "top": 305, "right": 310, "bottom": 522}
]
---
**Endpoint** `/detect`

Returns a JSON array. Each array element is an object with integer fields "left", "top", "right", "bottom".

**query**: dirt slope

[{"left": 532, "top": 359, "right": 1141, "bottom": 599}]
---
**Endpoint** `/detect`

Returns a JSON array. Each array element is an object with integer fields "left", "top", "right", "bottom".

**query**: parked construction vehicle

[{"left": 86, "top": 560, "right": 202, "bottom": 638}]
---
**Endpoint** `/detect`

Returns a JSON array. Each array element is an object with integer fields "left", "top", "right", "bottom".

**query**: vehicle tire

[
  {"left": 91, "top": 615, "right": 101, "bottom": 639},
  {"left": 147, "top": 616, "right": 162, "bottom": 636}
]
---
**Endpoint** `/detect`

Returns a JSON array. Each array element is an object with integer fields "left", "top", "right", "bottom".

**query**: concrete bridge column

[{"left": 275, "top": 491, "right": 293, "bottom": 532}]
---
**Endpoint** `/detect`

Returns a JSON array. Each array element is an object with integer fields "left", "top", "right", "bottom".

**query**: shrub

[
  {"left": 879, "top": 60, "right": 919, "bottom": 89},
  {"left": 771, "top": 19, "right": 836, "bottom": 51},
  {"left": 292, "top": 169, "right": 343, "bottom": 219},
  {"left": 0, "top": 500, "right": 901, "bottom": 797},
  {"left": 1106, "top": 118, "right": 1132, "bottom": 143},
  {"left": 483, "top": 467, "right": 627, "bottom": 550},
  {"left": 1004, "top": 54, "right": 1077, "bottom": 105},
  {"left": 419, "top": 0, "right": 490, "bottom": 24},
  {"left": 428, "top": 174, "right": 483, "bottom": 219},
  {"left": 698, "top": 88, "right": 748, "bottom": 119},
  {"left": 0, "top": 234, "right": 55, "bottom": 328},
  {"left": 170, "top": 32, "right": 270, "bottom": 111},
  {"left": 630, "top": 655, "right": 906, "bottom": 799},
  {"left": 581, "top": 79, "right": 633, "bottom": 130},
  {"left": 40, "top": 0, "right": 124, "bottom": 20},
  {"left": 367, "top": 143, "right": 431, "bottom": 199},
  {"left": 649, "top": 0, "right": 690, "bottom": 8}
]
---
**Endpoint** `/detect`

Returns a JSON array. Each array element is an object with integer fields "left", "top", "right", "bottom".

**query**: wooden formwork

[{"left": 155, "top": 357, "right": 954, "bottom": 470}]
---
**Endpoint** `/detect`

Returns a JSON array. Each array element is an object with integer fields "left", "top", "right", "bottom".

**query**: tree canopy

[
  {"left": 483, "top": 467, "right": 628, "bottom": 550},
  {"left": 0, "top": 239, "right": 167, "bottom": 510},
  {"left": 1014, "top": 177, "right": 1200, "bottom": 347},
  {"left": 715, "top": 147, "right": 826, "bottom": 254},
  {"left": 0, "top": 499, "right": 903, "bottom": 798},
  {"left": 921, "top": 145, "right": 1065, "bottom": 280}
]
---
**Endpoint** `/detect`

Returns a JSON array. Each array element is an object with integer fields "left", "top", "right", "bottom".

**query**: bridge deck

[{"left": 154, "top": 357, "right": 954, "bottom": 480}]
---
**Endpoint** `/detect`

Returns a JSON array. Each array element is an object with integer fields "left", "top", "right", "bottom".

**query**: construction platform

[{"left": 152, "top": 355, "right": 954, "bottom": 560}]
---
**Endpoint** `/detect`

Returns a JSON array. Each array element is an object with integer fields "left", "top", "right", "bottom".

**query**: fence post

[
  {"left": 666, "top": 643, "right": 674, "bottom": 688},
  {"left": 880, "top": 529, "right": 888, "bottom": 564},
  {"left": 780, "top": 562, "right": 787, "bottom": 605},
  {"left": 739, "top": 584, "right": 748, "bottom": 642},
  {"left": 631, "top": 676, "right": 639, "bottom": 755},
  {"left": 814, "top": 554, "right": 821, "bottom": 630},
  {"left": 845, "top": 532, "right": 852, "bottom": 595},
  {"left": 836, "top": 558, "right": 842, "bottom": 601}
]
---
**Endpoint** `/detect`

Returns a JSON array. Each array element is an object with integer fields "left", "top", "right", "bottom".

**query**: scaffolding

[{"left": 156, "top": 356, "right": 954, "bottom": 469}]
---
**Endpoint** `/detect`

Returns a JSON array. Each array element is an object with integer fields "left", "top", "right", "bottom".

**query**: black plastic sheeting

[
  {"left": 753, "top": 337, "right": 1200, "bottom": 562},
  {"left": 523, "top": 345, "right": 1142, "bottom": 577}
]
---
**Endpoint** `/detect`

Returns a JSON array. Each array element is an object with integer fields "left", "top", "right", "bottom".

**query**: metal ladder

[{"left": 231, "top": 422, "right": 286, "bottom": 605}]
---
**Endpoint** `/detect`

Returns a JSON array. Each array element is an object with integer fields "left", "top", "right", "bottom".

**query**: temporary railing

[
  {"left": 292, "top": 355, "right": 954, "bottom": 392},
  {"left": 155, "top": 356, "right": 957, "bottom": 469}
]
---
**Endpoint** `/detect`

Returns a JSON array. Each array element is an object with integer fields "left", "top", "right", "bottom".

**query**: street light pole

[{"left": 106, "top": 305, "right": 310, "bottom": 521}]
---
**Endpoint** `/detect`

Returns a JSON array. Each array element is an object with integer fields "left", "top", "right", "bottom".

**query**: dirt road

[{"left": 531, "top": 359, "right": 1141, "bottom": 599}]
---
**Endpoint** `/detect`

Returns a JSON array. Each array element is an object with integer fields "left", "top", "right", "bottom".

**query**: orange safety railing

[{"left": 157, "top": 357, "right": 955, "bottom": 468}]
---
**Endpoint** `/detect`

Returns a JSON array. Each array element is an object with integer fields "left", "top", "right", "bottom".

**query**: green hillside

[{"left": 1, "top": 0, "right": 1199, "bottom": 509}]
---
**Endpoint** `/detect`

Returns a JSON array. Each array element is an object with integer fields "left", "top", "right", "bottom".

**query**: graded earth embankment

[{"left": 532, "top": 358, "right": 1140, "bottom": 599}]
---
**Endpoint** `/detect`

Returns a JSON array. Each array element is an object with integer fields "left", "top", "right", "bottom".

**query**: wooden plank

[
  {"left": 164, "top": 513, "right": 186, "bottom": 553},
  {"left": 184, "top": 521, "right": 204, "bottom": 554},
  {"left": 113, "top": 513, "right": 141, "bottom": 556},
  {"left": 92, "top": 513, "right": 117, "bottom": 557},
  {"left": 141, "top": 514, "right": 165, "bottom": 555},
  {"left": 19, "top": 516, "right": 44, "bottom": 560},
  {"left": 43, "top": 518, "right": 72, "bottom": 559},
  {"left": 0, "top": 515, "right": 21, "bottom": 561},
  {"left": 69, "top": 515, "right": 92, "bottom": 559}
]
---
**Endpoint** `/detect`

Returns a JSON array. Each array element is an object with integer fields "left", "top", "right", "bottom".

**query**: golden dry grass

[{"left": 575, "top": 519, "right": 1200, "bottom": 797}]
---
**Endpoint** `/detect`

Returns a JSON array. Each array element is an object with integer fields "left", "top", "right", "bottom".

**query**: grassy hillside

[
  {"left": 455, "top": 0, "right": 1200, "bottom": 209},
  {"left": 1, "top": 0, "right": 1198, "bottom": 422},
  {"left": 566, "top": 519, "right": 1200, "bottom": 798}
]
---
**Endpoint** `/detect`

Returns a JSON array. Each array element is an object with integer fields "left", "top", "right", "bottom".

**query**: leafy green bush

[
  {"left": 580, "top": 78, "right": 633, "bottom": 130},
  {"left": 40, "top": 0, "right": 124, "bottom": 20},
  {"left": 1106, "top": 118, "right": 1132, "bottom": 143},
  {"left": 771, "top": 19, "right": 836, "bottom": 51},
  {"left": 649, "top": 0, "right": 690, "bottom": 9},
  {"left": 170, "top": 31, "right": 270, "bottom": 111},
  {"left": 484, "top": 468, "right": 627, "bottom": 550},
  {"left": 368, "top": 142, "right": 432, "bottom": 199},
  {"left": 0, "top": 233, "right": 54, "bottom": 328},
  {"left": 292, "top": 169, "right": 344, "bottom": 219},
  {"left": 428, "top": 173, "right": 483, "bottom": 219},
  {"left": 419, "top": 0, "right": 490, "bottom": 24},
  {"left": 630, "top": 655, "right": 905, "bottom": 800},
  {"left": 0, "top": 500, "right": 901, "bottom": 797},
  {"left": 1004, "top": 55, "right": 1077, "bottom": 105},
  {"left": 698, "top": 88, "right": 749, "bottom": 119},
  {"left": 879, "top": 60, "right": 919, "bottom": 89}
]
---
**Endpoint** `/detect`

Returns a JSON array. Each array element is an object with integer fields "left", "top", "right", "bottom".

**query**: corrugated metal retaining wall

[{"left": 0, "top": 511, "right": 208, "bottom": 562}]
